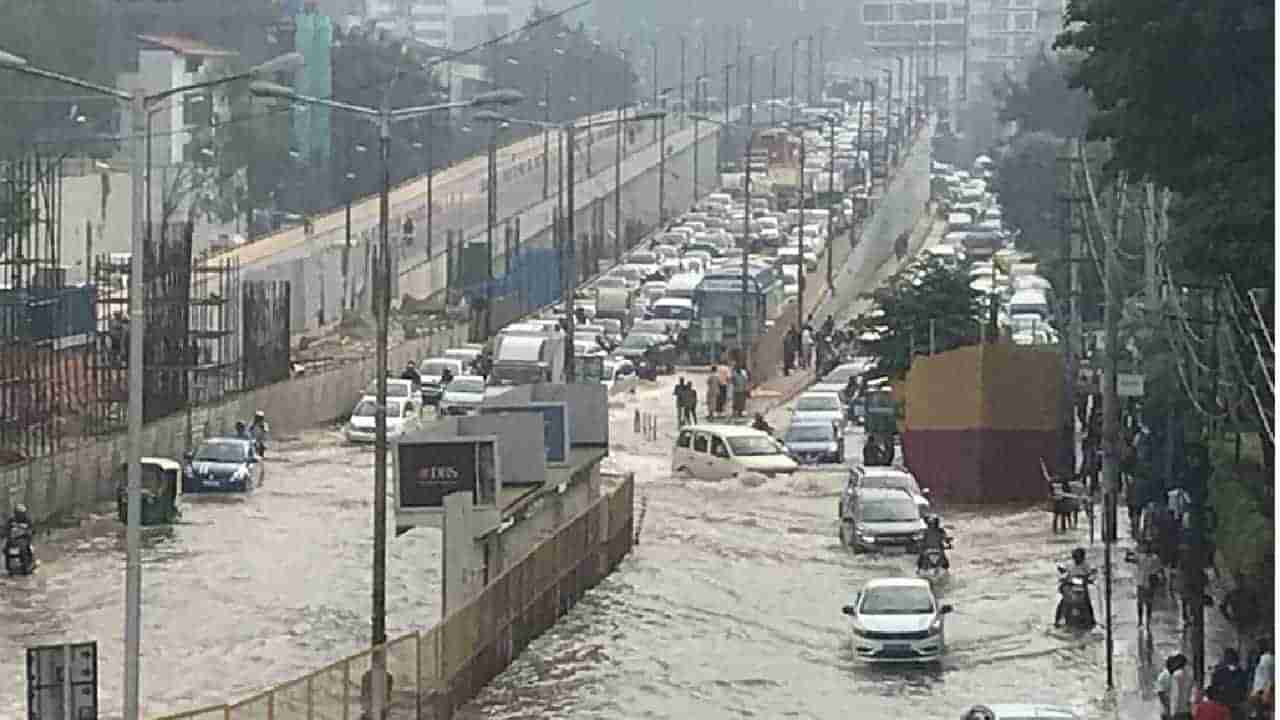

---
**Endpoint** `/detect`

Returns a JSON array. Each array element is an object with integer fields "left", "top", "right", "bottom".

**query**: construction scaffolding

[
  {"left": 0, "top": 155, "right": 96, "bottom": 464},
  {"left": 91, "top": 222, "right": 242, "bottom": 434}
]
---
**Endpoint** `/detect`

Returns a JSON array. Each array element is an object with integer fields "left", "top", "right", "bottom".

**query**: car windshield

[
  {"left": 447, "top": 378, "right": 485, "bottom": 394},
  {"left": 863, "top": 475, "right": 920, "bottom": 494},
  {"left": 785, "top": 424, "right": 834, "bottom": 442},
  {"left": 860, "top": 498, "right": 921, "bottom": 522},
  {"left": 859, "top": 586, "right": 935, "bottom": 615},
  {"left": 193, "top": 440, "right": 249, "bottom": 463},
  {"left": 488, "top": 364, "right": 545, "bottom": 386},
  {"left": 796, "top": 395, "right": 841, "bottom": 412},
  {"left": 727, "top": 436, "right": 782, "bottom": 456},
  {"left": 421, "top": 362, "right": 453, "bottom": 377},
  {"left": 353, "top": 400, "right": 402, "bottom": 418},
  {"left": 650, "top": 304, "right": 693, "bottom": 320},
  {"left": 367, "top": 381, "right": 410, "bottom": 397},
  {"left": 622, "top": 334, "right": 658, "bottom": 349}
]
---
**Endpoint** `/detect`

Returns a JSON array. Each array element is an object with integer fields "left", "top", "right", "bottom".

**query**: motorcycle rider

[
  {"left": 400, "top": 360, "right": 421, "bottom": 387},
  {"left": 248, "top": 411, "right": 269, "bottom": 456},
  {"left": 917, "top": 514, "right": 952, "bottom": 571},
  {"left": 5, "top": 504, "right": 34, "bottom": 568},
  {"left": 1055, "top": 546, "right": 1097, "bottom": 627},
  {"left": 235, "top": 420, "right": 250, "bottom": 440},
  {"left": 751, "top": 413, "right": 774, "bottom": 435}
]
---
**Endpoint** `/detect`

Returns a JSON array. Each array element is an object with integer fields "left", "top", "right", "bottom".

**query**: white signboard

[{"left": 1117, "top": 373, "right": 1145, "bottom": 397}]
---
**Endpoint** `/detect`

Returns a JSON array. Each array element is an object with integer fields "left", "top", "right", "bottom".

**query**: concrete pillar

[{"left": 442, "top": 491, "right": 484, "bottom": 617}]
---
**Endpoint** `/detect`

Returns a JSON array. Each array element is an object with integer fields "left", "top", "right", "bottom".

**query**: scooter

[
  {"left": 917, "top": 539, "right": 953, "bottom": 585},
  {"left": 4, "top": 522, "right": 36, "bottom": 576},
  {"left": 1056, "top": 565, "right": 1096, "bottom": 630}
]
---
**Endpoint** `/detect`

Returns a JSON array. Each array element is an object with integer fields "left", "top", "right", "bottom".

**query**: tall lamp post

[
  {"left": 250, "top": 81, "right": 521, "bottom": 720},
  {"left": 475, "top": 108, "right": 666, "bottom": 384},
  {"left": 0, "top": 47, "right": 301, "bottom": 720}
]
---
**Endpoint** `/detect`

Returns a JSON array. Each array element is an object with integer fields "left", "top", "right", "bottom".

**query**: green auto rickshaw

[{"left": 116, "top": 457, "right": 183, "bottom": 525}]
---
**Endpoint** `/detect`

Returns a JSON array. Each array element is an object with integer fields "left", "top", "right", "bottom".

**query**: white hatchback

[
  {"left": 344, "top": 397, "right": 420, "bottom": 444},
  {"left": 842, "top": 578, "right": 953, "bottom": 663}
]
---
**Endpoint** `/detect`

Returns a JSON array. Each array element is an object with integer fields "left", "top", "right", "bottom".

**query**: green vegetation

[{"left": 851, "top": 253, "right": 983, "bottom": 381}]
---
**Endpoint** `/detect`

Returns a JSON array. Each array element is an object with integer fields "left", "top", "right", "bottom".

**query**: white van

[{"left": 672, "top": 424, "right": 799, "bottom": 480}]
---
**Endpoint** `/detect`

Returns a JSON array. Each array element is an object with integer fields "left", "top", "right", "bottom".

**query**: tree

[
  {"left": 850, "top": 254, "right": 984, "bottom": 380},
  {"left": 1055, "top": 0, "right": 1273, "bottom": 289},
  {"left": 0, "top": 0, "right": 110, "bottom": 159},
  {"left": 993, "top": 49, "right": 1089, "bottom": 138},
  {"left": 993, "top": 131, "right": 1062, "bottom": 260}
]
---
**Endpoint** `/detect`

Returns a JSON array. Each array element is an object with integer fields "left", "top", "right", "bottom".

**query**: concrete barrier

[{"left": 148, "top": 474, "right": 636, "bottom": 720}]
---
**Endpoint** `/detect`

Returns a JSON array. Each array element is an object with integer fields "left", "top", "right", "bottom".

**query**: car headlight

[
  {"left": 232, "top": 467, "right": 249, "bottom": 481},
  {"left": 858, "top": 533, "right": 877, "bottom": 543},
  {"left": 927, "top": 615, "right": 944, "bottom": 635}
]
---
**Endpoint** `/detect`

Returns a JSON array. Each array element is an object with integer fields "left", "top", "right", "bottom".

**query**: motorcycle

[
  {"left": 1056, "top": 565, "right": 1096, "bottom": 630},
  {"left": 4, "top": 522, "right": 35, "bottom": 576},
  {"left": 917, "top": 539, "right": 953, "bottom": 584}
]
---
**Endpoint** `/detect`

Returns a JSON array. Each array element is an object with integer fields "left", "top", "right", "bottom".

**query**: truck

[
  {"left": 486, "top": 330, "right": 567, "bottom": 394},
  {"left": 594, "top": 286, "right": 633, "bottom": 331}
]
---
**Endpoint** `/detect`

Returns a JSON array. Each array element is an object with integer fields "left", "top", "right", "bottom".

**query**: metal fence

[
  {"left": 149, "top": 475, "right": 636, "bottom": 720},
  {"left": 242, "top": 280, "right": 292, "bottom": 391}
]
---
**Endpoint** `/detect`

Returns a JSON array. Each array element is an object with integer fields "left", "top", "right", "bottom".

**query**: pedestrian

[
  {"left": 684, "top": 382, "right": 699, "bottom": 426},
  {"left": 1158, "top": 653, "right": 1195, "bottom": 720},
  {"left": 1196, "top": 684, "right": 1235, "bottom": 720},
  {"left": 1126, "top": 473, "right": 1142, "bottom": 540},
  {"left": 1251, "top": 638, "right": 1274, "bottom": 718},
  {"left": 783, "top": 328, "right": 797, "bottom": 376},
  {"left": 717, "top": 363, "right": 731, "bottom": 415},
  {"left": 731, "top": 365, "right": 749, "bottom": 417},
  {"left": 673, "top": 378, "right": 687, "bottom": 428},
  {"left": 1134, "top": 541, "right": 1161, "bottom": 627},
  {"left": 706, "top": 366, "right": 721, "bottom": 419},
  {"left": 801, "top": 325, "right": 814, "bottom": 369},
  {"left": 1211, "top": 648, "right": 1250, "bottom": 720}
]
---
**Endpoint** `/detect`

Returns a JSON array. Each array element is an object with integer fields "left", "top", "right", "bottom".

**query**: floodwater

[
  {"left": 459, "top": 378, "right": 1167, "bottom": 720},
  {"left": 0, "top": 429, "right": 443, "bottom": 719}
]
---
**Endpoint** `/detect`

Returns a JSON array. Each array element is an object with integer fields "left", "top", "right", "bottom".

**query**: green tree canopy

[
  {"left": 0, "top": 0, "right": 110, "bottom": 159},
  {"left": 1055, "top": 0, "right": 1273, "bottom": 288},
  {"left": 993, "top": 131, "right": 1062, "bottom": 260},
  {"left": 851, "top": 253, "right": 984, "bottom": 380},
  {"left": 993, "top": 49, "right": 1089, "bottom": 138}
]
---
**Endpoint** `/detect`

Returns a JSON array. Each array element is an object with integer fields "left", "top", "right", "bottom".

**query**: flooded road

[
  {"left": 0, "top": 429, "right": 443, "bottom": 719},
  {"left": 460, "top": 379, "right": 1154, "bottom": 720}
]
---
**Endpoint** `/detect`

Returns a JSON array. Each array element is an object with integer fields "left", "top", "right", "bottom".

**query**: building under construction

[{"left": 1, "top": 152, "right": 291, "bottom": 465}]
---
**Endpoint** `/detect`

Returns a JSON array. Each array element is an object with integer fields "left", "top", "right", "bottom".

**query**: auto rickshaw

[
  {"left": 116, "top": 457, "right": 182, "bottom": 525},
  {"left": 862, "top": 387, "right": 898, "bottom": 466}
]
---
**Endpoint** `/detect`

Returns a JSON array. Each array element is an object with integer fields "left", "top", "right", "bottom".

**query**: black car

[
  {"left": 182, "top": 437, "right": 262, "bottom": 493},
  {"left": 782, "top": 421, "right": 845, "bottom": 464},
  {"left": 615, "top": 332, "right": 676, "bottom": 373}
]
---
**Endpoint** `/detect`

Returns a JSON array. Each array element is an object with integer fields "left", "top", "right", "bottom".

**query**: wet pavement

[
  {"left": 459, "top": 375, "right": 1234, "bottom": 720},
  {"left": 0, "top": 428, "right": 443, "bottom": 719}
]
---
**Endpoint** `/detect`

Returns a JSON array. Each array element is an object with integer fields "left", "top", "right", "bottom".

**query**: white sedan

[
  {"left": 344, "top": 397, "right": 420, "bottom": 443},
  {"left": 842, "top": 578, "right": 953, "bottom": 663},
  {"left": 602, "top": 358, "right": 639, "bottom": 395}
]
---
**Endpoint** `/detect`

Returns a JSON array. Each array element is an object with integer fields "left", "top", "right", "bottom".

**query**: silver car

[{"left": 791, "top": 391, "right": 847, "bottom": 433}]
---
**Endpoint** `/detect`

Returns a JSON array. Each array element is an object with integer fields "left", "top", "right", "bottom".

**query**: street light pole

[
  {"left": 770, "top": 47, "right": 779, "bottom": 126},
  {"left": 806, "top": 34, "right": 814, "bottom": 106},
  {"left": 798, "top": 131, "right": 806, "bottom": 330},
  {"left": 740, "top": 55, "right": 754, "bottom": 361},
  {"left": 790, "top": 38, "right": 798, "bottom": 123},
  {"left": 485, "top": 124, "right": 498, "bottom": 338},
  {"left": 826, "top": 115, "right": 836, "bottom": 289},
  {"left": 249, "top": 81, "right": 521, "bottom": 720},
  {"left": 565, "top": 122, "right": 577, "bottom": 382},
  {"left": 679, "top": 34, "right": 687, "bottom": 130},
  {"left": 542, "top": 70, "right": 551, "bottom": 199},
  {"left": 0, "top": 48, "right": 302, "bottom": 720}
]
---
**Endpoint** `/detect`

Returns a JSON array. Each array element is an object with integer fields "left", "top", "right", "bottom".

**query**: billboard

[
  {"left": 479, "top": 402, "right": 570, "bottom": 470},
  {"left": 396, "top": 437, "right": 499, "bottom": 523}
]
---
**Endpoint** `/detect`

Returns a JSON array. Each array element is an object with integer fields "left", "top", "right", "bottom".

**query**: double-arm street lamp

[
  {"left": 250, "top": 80, "right": 522, "bottom": 720},
  {"left": 474, "top": 109, "right": 665, "bottom": 384},
  {"left": 0, "top": 46, "right": 301, "bottom": 720}
]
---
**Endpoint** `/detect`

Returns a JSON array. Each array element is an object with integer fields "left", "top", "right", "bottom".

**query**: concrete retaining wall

[{"left": 1, "top": 323, "right": 467, "bottom": 523}]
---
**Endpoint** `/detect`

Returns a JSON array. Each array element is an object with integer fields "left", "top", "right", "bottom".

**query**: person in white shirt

[
  {"left": 1156, "top": 653, "right": 1194, "bottom": 720},
  {"left": 1253, "top": 637, "right": 1274, "bottom": 698},
  {"left": 1133, "top": 542, "right": 1162, "bottom": 627}
]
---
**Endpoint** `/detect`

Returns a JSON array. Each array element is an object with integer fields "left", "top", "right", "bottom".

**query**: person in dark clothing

[
  {"left": 916, "top": 515, "right": 952, "bottom": 570},
  {"left": 674, "top": 379, "right": 689, "bottom": 427},
  {"left": 783, "top": 326, "right": 799, "bottom": 376},
  {"left": 1211, "top": 647, "right": 1250, "bottom": 719},
  {"left": 400, "top": 360, "right": 421, "bottom": 386}
]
